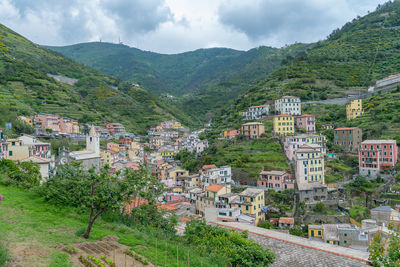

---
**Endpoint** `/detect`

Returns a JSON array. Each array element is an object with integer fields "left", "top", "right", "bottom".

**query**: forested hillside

[
  {"left": 0, "top": 24, "right": 193, "bottom": 134},
  {"left": 212, "top": 1, "right": 400, "bottom": 130},
  {"left": 47, "top": 42, "right": 309, "bottom": 119}
]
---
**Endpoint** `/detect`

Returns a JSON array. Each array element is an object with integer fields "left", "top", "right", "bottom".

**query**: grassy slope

[
  {"left": 47, "top": 42, "right": 309, "bottom": 120},
  {"left": 0, "top": 24, "right": 193, "bottom": 134},
  {"left": 0, "top": 185, "right": 223, "bottom": 266}
]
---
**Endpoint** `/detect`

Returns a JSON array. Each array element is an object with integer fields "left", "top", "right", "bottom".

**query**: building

[
  {"left": 56, "top": 126, "right": 103, "bottom": 170},
  {"left": 223, "top": 129, "right": 241, "bottom": 139},
  {"left": 105, "top": 123, "right": 126, "bottom": 136},
  {"left": 241, "top": 122, "right": 265, "bottom": 139},
  {"left": 19, "top": 116, "right": 33, "bottom": 127},
  {"left": 295, "top": 144, "right": 325, "bottom": 185},
  {"left": 242, "top": 104, "right": 270, "bottom": 120},
  {"left": 275, "top": 96, "right": 301, "bottom": 115},
  {"left": 201, "top": 165, "right": 232, "bottom": 186},
  {"left": 100, "top": 150, "right": 113, "bottom": 166},
  {"left": 34, "top": 113, "right": 60, "bottom": 133},
  {"left": 359, "top": 140, "right": 398, "bottom": 178},
  {"left": 284, "top": 134, "right": 326, "bottom": 161},
  {"left": 298, "top": 183, "right": 328, "bottom": 204},
  {"left": 346, "top": 99, "right": 364, "bottom": 120},
  {"left": 21, "top": 156, "right": 51, "bottom": 181},
  {"left": 370, "top": 206, "right": 400, "bottom": 227},
  {"left": 172, "top": 121, "right": 183, "bottom": 129},
  {"left": 296, "top": 114, "right": 315, "bottom": 133},
  {"left": 257, "top": 170, "right": 294, "bottom": 190},
  {"left": 273, "top": 114, "right": 294, "bottom": 136},
  {"left": 196, "top": 185, "right": 231, "bottom": 216},
  {"left": 59, "top": 117, "right": 79, "bottom": 134},
  {"left": 279, "top": 217, "right": 294, "bottom": 228},
  {"left": 232, "top": 188, "right": 265, "bottom": 224},
  {"left": 334, "top": 127, "right": 362, "bottom": 153},
  {"left": 18, "top": 135, "right": 51, "bottom": 159},
  {"left": 6, "top": 139, "right": 34, "bottom": 161},
  {"left": 374, "top": 73, "right": 400, "bottom": 90}
]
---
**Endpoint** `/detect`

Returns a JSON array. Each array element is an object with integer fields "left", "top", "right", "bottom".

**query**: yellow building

[
  {"left": 161, "top": 151, "right": 175, "bottom": 157},
  {"left": 156, "top": 125, "right": 163, "bottom": 132},
  {"left": 295, "top": 144, "right": 325, "bottom": 184},
  {"left": 167, "top": 167, "right": 189, "bottom": 183},
  {"left": 196, "top": 184, "right": 231, "bottom": 216},
  {"left": 273, "top": 114, "right": 295, "bottom": 136},
  {"left": 7, "top": 139, "right": 34, "bottom": 161},
  {"left": 19, "top": 116, "right": 33, "bottom": 127},
  {"left": 346, "top": 99, "right": 364, "bottom": 120},
  {"left": 308, "top": 225, "right": 323, "bottom": 238},
  {"left": 100, "top": 150, "right": 113, "bottom": 166},
  {"left": 233, "top": 188, "right": 265, "bottom": 224},
  {"left": 172, "top": 121, "right": 183, "bottom": 129}
]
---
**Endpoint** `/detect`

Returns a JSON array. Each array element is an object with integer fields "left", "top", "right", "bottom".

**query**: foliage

[
  {"left": 289, "top": 226, "right": 308, "bottom": 238},
  {"left": 125, "top": 249, "right": 149, "bottom": 265},
  {"left": 184, "top": 220, "right": 275, "bottom": 267},
  {"left": 258, "top": 221, "right": 274, "bottom": 229},
  {"left": 40, "top": 163, "right": 164, "bottom": 238},
  {"left": 369, "top": 228, "right": 400, "bottom": 267},
  {"left": 48, "top": 252, "right": 74, "bottom": 267},
  {"left": 314, "top": 202, "right": 326, "bottom": 214},
  {"left": 0, "top": 240, "right": 8, "bottom": 267},
  {"left": 0, "top": 159, "right": 41, "bottom": 189}
]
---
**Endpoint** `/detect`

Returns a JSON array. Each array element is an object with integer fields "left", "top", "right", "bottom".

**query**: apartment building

[
  {"left": 284, "top": 134, "right": 326, "bottom": 161},
  {"left": 296, "top": 114, "right": 315, "bottom": 133},
  {"left": 241, "top": 122, "right": 265, "bottom": 139},
  {"left": 346, "top": 99, "right": 364, "bottom": 120},
  {"left": 257, "top": 170, "right": 294, "bottom": 190},
  {"left": 274, "top": 96, "right": 301, "bottom": 115},
  {"left": 242, "top": 104, "right": 270, "bottom": 120},
  {"left": 273, "top": 114, "right": 294, "bottom": 136},
  {"left": 334, "top": 127, "right": 362, "bottom": 153},
  {"left": 295, "top": 144, "right": 325, "bottom": 185}
]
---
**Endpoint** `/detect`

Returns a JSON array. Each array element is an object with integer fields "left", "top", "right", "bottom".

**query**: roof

[
  {"left": 206, "top": 184, "right": 225, "bottom": 192},
  {"left": 259, "top": 170, "right": 288, "bottom": 176},
  {"left": 239, "top": 188, "right": 264, "bottom": 197},
  {"left": 202, "top": 164, "right": 217, "bottom": 169},
  {"left": 308, "top": 224, "right": 323, "bottom": 229},
  {"left": 69, "top": 150, "right": 101, "bottom": 160},
  {"left": 297, "top": 114, "right": 314, "bottom": 118},
  {"left": 275, "top": 114, "right": 293, "bottom": 117},
  {"left": 20, "top": 156, "right": 51, "bottom": 164},
  {"left": 335, "top": 127, "right": 360, "bottom": 131},
  {"left": 279, "top": 217, "right": 294, "bottom": 224},
  {"left": 219, "top": 193, "right": 238, "bottom": 199},
  {"left": 179, "top": 217, "right": 191, "bottom": 223},
  {"left": 298, "top": 182, "right": 327, "bottom": 191},
  {"left": 158, "top": 204, "right": 179, "bottom": 211},
  {"left": 242, "top": 122, "right": 264, "bottom": 126},
  {"left": 281, "top": 95, "right": 299, "bottom": 99},
  {"left": 371, "top": 206, "right": 396, "bottom": 212},
  {"left": 249, "top": 104, "right": 269, "bottom": 108},
  {"left": 361, "top": 140, "right": 397, "bottom": 145}
]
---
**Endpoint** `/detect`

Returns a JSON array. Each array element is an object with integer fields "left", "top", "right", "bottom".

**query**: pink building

[
  {"left": 119, "top": 138, "right": 132, "bottom": 145},
  {"left": 34, "top": 113, "right": 60, "bottom": 133},
  {"left": 105, "top": 123, "right": 126, "bottom": 135},
  {"left": 284, "top": 134, "right": 326, "bottom": 161},
  {"left": 257, "top": 170, "right": 294, "bottom": 190},
  {"left": 359, "top": 140, "right": 398, "bottom": 178},
  {"left": 224, "top": 129, "right": 241, "bottom": 139},
  {"left": 107, "top": 142, "right": 120, "bottom": 152},
  {"left": 58, "top": 118, "right": 79, "bottom": 134},
  {"left": 296, "top": 114, "right": 316, "bottom": 133}
]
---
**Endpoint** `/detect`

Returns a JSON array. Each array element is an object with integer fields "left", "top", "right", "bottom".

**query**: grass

[
  {"left": 48, "top": 252, "right": 74, "bottom": 267},
  {"left": 0, "top": 241, "right": 8, "bottom": 267},
  {"left": 0, "top": 185, "right": 226, "bottom": 266}
]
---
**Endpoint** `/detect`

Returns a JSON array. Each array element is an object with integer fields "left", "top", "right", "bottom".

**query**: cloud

[{"left": 218, "top": 0, "right": 387, "bottom": 46}]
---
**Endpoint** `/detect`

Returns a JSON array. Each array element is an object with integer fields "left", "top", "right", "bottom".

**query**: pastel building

[
  {"left": 295, "top": 144, "right": 325, "bottom": 185},
  {"left": 273, "top": 114, "right": 294, "bottom": 136},
  {"left": 359, "top": 140, "right": 398, "bottom": 178},
  {"left": 296, "top": 114, "right": 315, "bottom": 133},
  {"left": 257, "top": 170, "right": 294, "bottom": 190},
  {"left": 223, "top": 129, "right": 241, "bottom": 139},
  {"left": 284, "top": 134, "right": 326, "bottom": 161},
  {"left": 232, "top": 188, "right": 265, "bottom": 224},
  {"left": 242, "top": 104, "right": 270, "bottom": 120},
  {"left": 34, "top": 113, "right": 60, "bottom": 133},
  {"left": 241, "top": 122, "right": 265, "bottom": 139},
  {"left": 59, "top": 118, "right": 79, "bottom": 134},
  {"left": 105, "top": 123, "right": 126, "bottom": 136},
  {"left": 18, "top": 135, "right": 51, "bottom": 159},
  {"left": 346, "top": 99, "right": 364, "bottom": 120},
  {"left": 275, "top": 96, "right": 301, "bottom": 115},
  {"left": 334, "top": 127, "right": 362, "bottom": 153}
]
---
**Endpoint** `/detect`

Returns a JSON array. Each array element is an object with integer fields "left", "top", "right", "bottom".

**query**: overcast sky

[{"left": 0, "top": 0, "right": 389, "bottom": 54}]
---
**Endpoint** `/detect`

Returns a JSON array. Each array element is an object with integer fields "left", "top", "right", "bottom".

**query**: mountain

[
  {"left": 212, "top": 0, "right": 400, "bottom": 130},
  {"left": 0, "top": 24, "right": 193, "bottom": 135},
  {"left": 47, "top": 42, "right": 309, "bottom": 119}
]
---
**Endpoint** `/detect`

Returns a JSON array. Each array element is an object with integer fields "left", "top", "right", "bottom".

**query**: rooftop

[
  {"left": 249, "top": 104, "right": 269, "bottom": 108},
  {"left": 335, "top": 127, "right": 360, "bottom": 131},
  {"left": 206, "top": 184, "right": 225, "bottom": 192},
  {"left": 202, "top": 164, "right": 217, "bottom": 169},
  {"left": 361, "top": 140, "right": 397, "bottom": 145},
  {"left": 259, "top": 170, "right": 288, "bottom": 176},
  {"left": 298, "top": 182, "right": 327, "bottom": 191},
  {"left": 279, "top": 217, "right": 294, "bottom": 224},
  {"left": 371, "top": 206, "right": 396, "bottom": 212},
  {"left": 275, "top": 114, "right": 293, "bottom": 117},
  {"left": 242, "top": 122, "right": 264, "bottom": 126},
  {"left": 239, "top": 188, "right": 264, "bottom": 198}
]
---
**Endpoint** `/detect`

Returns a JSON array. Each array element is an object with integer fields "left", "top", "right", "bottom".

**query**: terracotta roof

[
  {"left": 279, "top": 217, "right": 294, "bottom": 224},
  {"left": 298, "top": 114, "right": 314, "bottom": 118},
  {"left": 180, "top": 217, "right": 191, "bottom": 223},
  {"left": 249, "top": 104, "right": 269, "bottom": 108},
  {"left": 158, "top": 204, "right": 179, "bottom": 211},
  {"left": 206, "top": 184, "right": 225, "bottom": 192},
  {"left": 335, "top": 127, "right": 359, "bottom": 131},
  {"left": 202, "top": 164, "right": 217, "bottom": 169}
]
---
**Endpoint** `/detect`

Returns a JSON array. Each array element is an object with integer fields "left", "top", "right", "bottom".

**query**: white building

[
  {"left": 183, "top": 135, "right": 209, "bottom": 154},
  {"left": 275, "top": 96, "right": 301, "bottom": 115},
  {"left": 201, "top": 166, "right": 232, "bottom": 187},
  {"left": 243, "top": 104, "right": 270, "bottom": 120}
]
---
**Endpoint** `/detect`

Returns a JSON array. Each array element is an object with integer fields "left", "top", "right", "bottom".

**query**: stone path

[{"left": 211, "top": 222, "right": 370, "bottom": 267}]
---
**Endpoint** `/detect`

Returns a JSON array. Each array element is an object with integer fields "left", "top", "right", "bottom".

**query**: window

[
  {"left": 344, "top": 240, "right": 347, "bottom": 244},
  {"left": 9, "top": 151, "right": 12, "bottom": 156},
  {"left": 344, "top": 233, "right": 347, "bottom": 237}
]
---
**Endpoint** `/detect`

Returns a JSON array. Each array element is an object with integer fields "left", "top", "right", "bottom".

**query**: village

[{"left": 1, "top": 86, "right": 399, "bottom": 255}]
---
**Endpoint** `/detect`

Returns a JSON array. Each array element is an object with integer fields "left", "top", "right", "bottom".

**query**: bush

[
  {"left": 0, "top": 159, "right": 41, "bottom": 189},
  {"left": 184, "top": 220, "right": 275, "bottom": 266},
  {"left": 258, "top": 221, "right": 273, "bottom": 229}
]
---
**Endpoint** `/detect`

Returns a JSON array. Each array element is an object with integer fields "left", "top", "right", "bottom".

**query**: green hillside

[
  {"left": 0, "top": 24, "right": 193, "bottom": 134},
  {"left": 47, "top": 42, "right": 309, "bottom": 119},
  {"left": 212, "top": 1, "right": 400, "bottom": 130}
]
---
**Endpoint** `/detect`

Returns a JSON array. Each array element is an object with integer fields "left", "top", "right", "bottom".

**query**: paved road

[{"left": 211, "top": 222, "right": 369, "bottom": 267}]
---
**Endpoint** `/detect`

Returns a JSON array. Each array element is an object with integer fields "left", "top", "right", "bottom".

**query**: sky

[{"left": 0, "top": 0, "right": 389, "bottom": 54}]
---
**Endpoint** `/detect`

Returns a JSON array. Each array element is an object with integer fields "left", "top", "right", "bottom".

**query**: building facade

[
  {"left": 346, "top": 99, "right": 364, "bottom": 120},
  {"left": 296, "top": 114, "right": 315, "bottom": 133},
  {"left": 295, "top": 144, "right": 325, "bottom": 185},
  {"left": 359, "top": 140, "right": 398, "bottom": 178},
  {"left": 257, "top": 170, "right": 294, "bottom": 190},
  {"left": 274, "top": 96, "right": 301, "bottom": 115},
  {"left": 273, "top": 114, "right": 294, "bottom": 136},
  {"left": 334, "top": 127, "right": 362, "bottom": 153},
  {"left": 284, "top": 134, "right": 326, "bottom": 161},
  {"left": 241, "top": 122, "right": 265, "bottom": 139},
  {"left": 242, "top": 104, "right": 270, "bottom": 120}
]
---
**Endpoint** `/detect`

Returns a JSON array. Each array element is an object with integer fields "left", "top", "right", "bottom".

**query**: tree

[
  {"left": 0, "top": 159, "right": 41, "bottom": 189},
  {"left": 42, "top": 163, "right": 163, "bottom": 238},
  {"left": 369, "top": 228, "right": 400, "bottom": 266}
]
